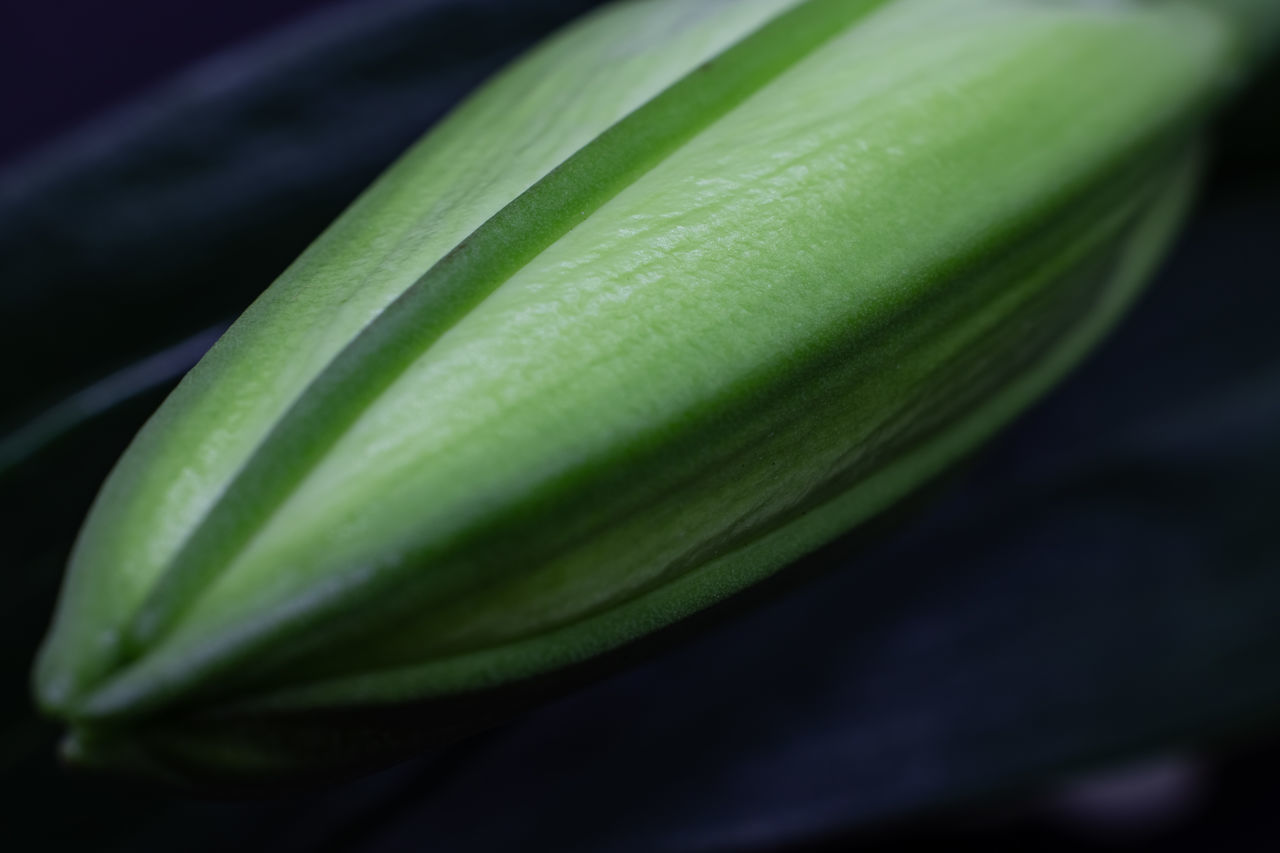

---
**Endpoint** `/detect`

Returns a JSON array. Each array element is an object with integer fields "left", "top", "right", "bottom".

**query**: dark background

[
  {"left": 1, "top": 0, "right": 352, "bottom": 164},
  {"left": 2, "top": 1, "right": 1279, "bottom": 850}
]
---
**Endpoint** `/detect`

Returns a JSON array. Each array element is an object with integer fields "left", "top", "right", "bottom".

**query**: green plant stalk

[{"left": 33, "top": 0, "right": 1280, "bottom": 786}]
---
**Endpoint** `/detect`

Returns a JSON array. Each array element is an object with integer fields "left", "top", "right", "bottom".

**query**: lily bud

[{"left": 34, "top": 0, "right": 1278, "bottom": 787}]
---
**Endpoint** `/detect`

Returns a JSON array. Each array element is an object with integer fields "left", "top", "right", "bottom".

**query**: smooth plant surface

[{"left": 32, "top": 0, "right": 1280, "bottom": 785}]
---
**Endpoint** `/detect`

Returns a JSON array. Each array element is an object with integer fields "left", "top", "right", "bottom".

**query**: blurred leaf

[{"left": 0, "top": 326, "right": 225, "bottom": 477}]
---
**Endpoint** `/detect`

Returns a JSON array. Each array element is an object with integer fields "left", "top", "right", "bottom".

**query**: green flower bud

[{"left": 33, "top": 0, "right": 1279, "bottom": 787}]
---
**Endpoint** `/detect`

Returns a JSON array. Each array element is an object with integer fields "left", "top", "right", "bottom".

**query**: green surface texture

[{"left": 33, "top": 0, "right": 1277, "bottom": 783}]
